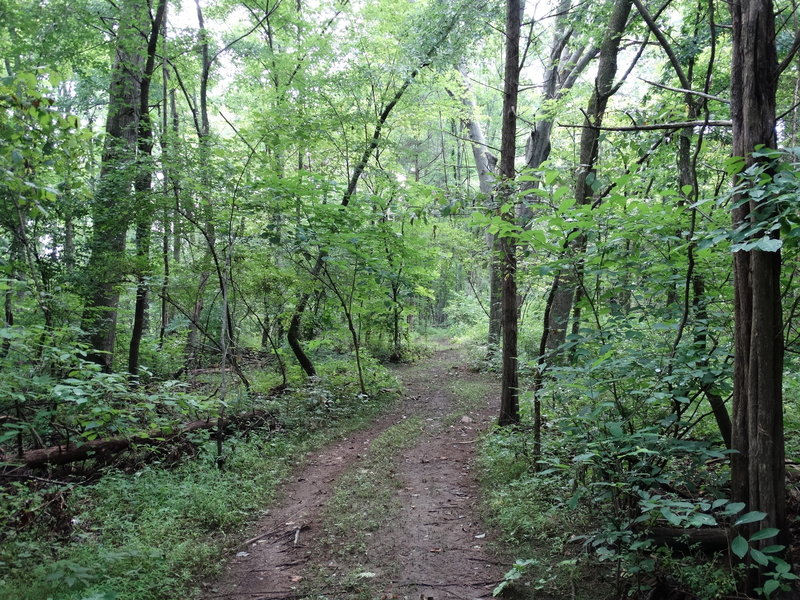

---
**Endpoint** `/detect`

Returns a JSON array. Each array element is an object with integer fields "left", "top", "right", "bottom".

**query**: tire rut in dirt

[
  {"left": 201, "top": 416, "right": 407, "bottom": 599},
  {"left": 375, "top": 368, "right": 505, "bottom": 600},
  {"left": 203, "top": 348, "right": 505, "bottom": 600}
]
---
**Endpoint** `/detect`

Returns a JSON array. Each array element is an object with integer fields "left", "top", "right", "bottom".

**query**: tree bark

[
  {"left": 81, "top": 0, "right": 148, "bottom": 372},
  {"left": 0, "top": 237, "right": 18, "bottom": 360},
  {"left": 729, "top": 0, "right": 786, "bottom": 590},
  {"left": 128, "top": 0, "right": 168, "bottom": 376},
  {"left": 498, "top": 0, "right": 522, "bottom": 427}
]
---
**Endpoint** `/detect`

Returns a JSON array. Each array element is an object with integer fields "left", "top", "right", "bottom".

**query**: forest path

[{"left": 202, "top": 342, "right": 506, "bottom": 600}]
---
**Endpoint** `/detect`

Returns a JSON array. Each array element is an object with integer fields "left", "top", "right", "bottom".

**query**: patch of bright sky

[
  {"left": 168, "top": 0, "right": 256, "bottom": 135},
  {"left": 168, "top": 0, "right": 343, "bottom": 95}
]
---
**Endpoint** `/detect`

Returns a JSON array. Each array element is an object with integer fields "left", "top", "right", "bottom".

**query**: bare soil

[{"left": 202, "top": 346, "right": 506, "bottom": 600}]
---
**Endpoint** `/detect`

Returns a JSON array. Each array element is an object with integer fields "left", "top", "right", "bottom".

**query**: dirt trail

[{"left": 203, "top": 346, "right": 505, "bottom": 600}]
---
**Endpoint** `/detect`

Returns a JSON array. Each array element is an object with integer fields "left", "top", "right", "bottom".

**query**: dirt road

[{"left": 202, "top": 347, "right": 505, "bottom": 600}]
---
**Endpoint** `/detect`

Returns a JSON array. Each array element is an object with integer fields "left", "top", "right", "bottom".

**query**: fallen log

[
  {"left": 1, "top": 413, "right": 275, "bottom": 469},
  {"left": 644, "top": 526, "right": 731, "bottom": 554}
]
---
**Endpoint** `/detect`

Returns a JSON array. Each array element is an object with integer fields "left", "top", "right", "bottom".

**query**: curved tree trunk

[{"left": 128, "top": 0, "right": 168, "bottom": 376}]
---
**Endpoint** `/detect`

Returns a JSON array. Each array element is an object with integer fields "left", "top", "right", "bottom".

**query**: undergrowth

[
  {"left": 0, "top": 360, "right": 401, "bottom": 600},
  {"left": 476, "top": 413, "right": 746, "bottom": 599},
  {"left": 477, "top": 425, "right": 613, "bottom": 599}
]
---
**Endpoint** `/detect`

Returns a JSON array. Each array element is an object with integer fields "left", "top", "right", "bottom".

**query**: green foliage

[
  {"left": 478, "top": 426, "right": 608, "bottom": 599},
  {"left": 0, "top": 324, "right": 214, "bottom": 454},
  {"left": 728, "top": 512, "right": 798, "bottom": 598},
  {"left": 492, "top": 558, "right": 538, "bottom": 596},
  {"left": 699, "top": 148, "right": 800, "bottom": 254},
  {"left": 0, "top": 72, "right": 88, "bottom": 218},
  {"left": 0, "top": 358, "right": 400, "bottom": 600},
  {"left": 4, "top": 0, "right": 800, "bottom": 596},
  {"left": 651, "top": 550, "right": 739, "bottom": 600}
]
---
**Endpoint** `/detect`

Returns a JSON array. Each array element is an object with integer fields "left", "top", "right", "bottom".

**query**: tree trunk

[
  {"left": 64, "top": 213, "right": 75, "bottom": 272},
  {"left": 0, "top": 237, "right": 17, "bottom": 360},
  {"left": 560, "top": 0, "right": 633, "bottom": 362},
  {"left": 729, "top": 0, "right": 786, "bottom": 590},
  {"left": 185, "top": 271, "right": 209, "bottom": 368},
  {"left": 488, "top": 251, "right": 503, "bottom": 353},
  {"left": 128, "top": 0, "right": 168, "bottom": 376},
  {"left": 287, "top": 283, "right": 318, "bottom": 377},
  {"left": 81, "top": 0, "right": 148, "bottom": 372},
  {"left": 159, "top": 207, "right": 170, "bottom": 350},
  {"left": 158, "top": 7, "right": 171, "bottom": 351},
  {"left": 391, "top": 282, "right": 402, "bottom": 362},
  {"left": 523, "top": 1, "right": 595, "bottom": 367},
  {"left": 170, "top": 89, "right": 182, "bottom": 265},
  {"left": 452, "top": 70, "right": 501, "bottom": 351},
  {"left": 498, "top": 0, "right": 521, "bottom": 427},
  {"left": 544, "top": 273, "right": 573, "bottom": 353},
  {"left": 128, "top": 220, "right": 151, "bottom": 376}
]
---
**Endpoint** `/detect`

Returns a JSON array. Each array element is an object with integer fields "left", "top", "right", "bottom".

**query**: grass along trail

[{"left": 202, "top": 345, "right": 505, "bottom": 600}]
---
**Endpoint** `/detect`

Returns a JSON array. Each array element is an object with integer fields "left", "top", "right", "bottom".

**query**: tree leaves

[
  {"left": 731, "top": 535, "right": 749, "bottom": 558},
  {"left": 734, "top": 510, "right": 768, "bottom": 526}
]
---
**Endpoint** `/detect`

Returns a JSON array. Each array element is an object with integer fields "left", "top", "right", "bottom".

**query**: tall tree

[
  {"left": 81, "top": 0, "right": 149, "bottom": 371},
  {"left": 128, "top": 0, "right": 168, "bottom": 376},
  {"left": 452, "top": 68, "right": 499, "bottom": 351},
  {"left": 182, "top": 0, "right": 216, "bottom": 373},
  {"left": 498, "top": 0, "right": 522, "bottom": 426},
  {"left": 522, "top": 0, "right": 596, "bottom": 360},
  {"left": 729, "top": 0, "right": 786, "bottom": 590},
  {"left": 562, "top": 0, "right": 633, "bottom": 361}
]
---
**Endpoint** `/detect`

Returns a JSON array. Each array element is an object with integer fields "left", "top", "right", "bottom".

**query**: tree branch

[
  {"left": 560, "top": 119, "right": 731, "bottom": 131},
  {"left": 631, "top": 0, "right": 691, "bottom": 90},
  {"left": 778, "top": 29, "right": 800, "bottom": 74},
  {"left": 639, "top": 77, "right": 730, "bottom": 104}
]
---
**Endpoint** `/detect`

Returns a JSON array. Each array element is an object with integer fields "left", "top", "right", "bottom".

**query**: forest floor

[{"left": 200, "top": 341, "right": 507, "bottom": 600}]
